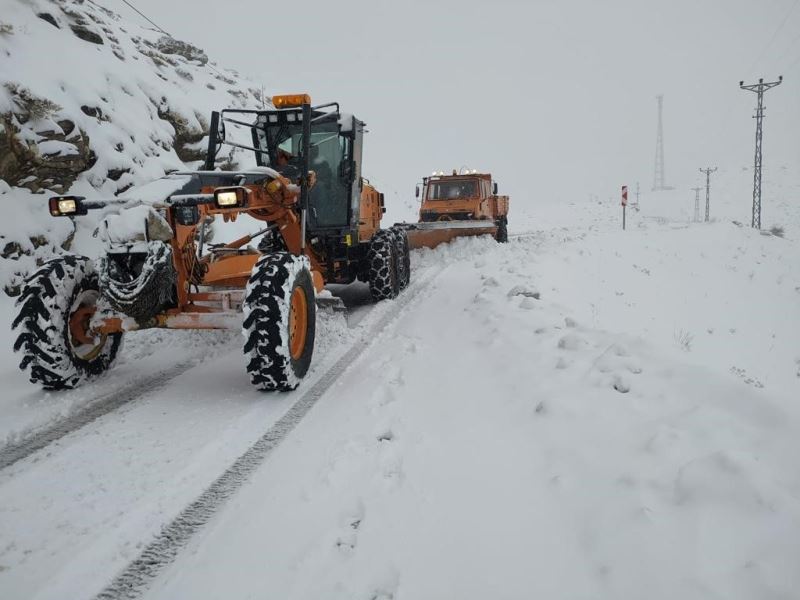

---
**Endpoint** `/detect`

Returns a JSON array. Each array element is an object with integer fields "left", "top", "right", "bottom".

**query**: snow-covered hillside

[{"left": 0, "top": 0, "right": 263, "bottom": 293}]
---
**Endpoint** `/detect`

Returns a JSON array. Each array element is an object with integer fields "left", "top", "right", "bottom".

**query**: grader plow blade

[{"left": 403, "top": 220, "right": 497, "bottom": 250}]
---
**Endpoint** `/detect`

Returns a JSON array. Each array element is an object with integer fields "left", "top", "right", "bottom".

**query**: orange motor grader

[
  {"left": 401, "top": 170, "right": 509, "bottom": 249},
  {"left": 13, "top": 95, "right": 411, "bottom": 392}
]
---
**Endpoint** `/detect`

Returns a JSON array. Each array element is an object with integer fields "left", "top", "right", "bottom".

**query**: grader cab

[{"left": 13, "top": 95, "right": 410, "bottom": 392}]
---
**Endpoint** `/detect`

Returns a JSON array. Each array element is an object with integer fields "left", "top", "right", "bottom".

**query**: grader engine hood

[
  {"left": 100, "top": 204, "right": 173, "bottom": 251},
  {"left": 97, "top": 205, "right": 177, "bottom": 323}
]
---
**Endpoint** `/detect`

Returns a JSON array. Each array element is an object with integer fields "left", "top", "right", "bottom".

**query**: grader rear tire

[
  {"left": 12, "top": 256, "right": 123, "bottom": 390},
  {"left": 366, "top": 230, "right": 399, "bottom": 301},
  {"left": 390, "top": 227, "right": 411, "bottom": 290},
  {"left": 242, "top": 252, "right": 316, "bottom": 391}
]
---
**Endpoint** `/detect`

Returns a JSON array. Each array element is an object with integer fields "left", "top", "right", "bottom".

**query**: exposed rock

[
  {"left": 156, "top": 36, "right": 208, "bottom": 65},
  {"left": 81, "top": 105, "right": 103, "bottom": 118},
  {"left": 37, "top": 13, "right": 59, "bottom": 28},
  {"left": 157, "top": 108, "right": 208, "bottom": 162},
  {"left": 0, "top": 113, "right": 95, "bottom": 193},
  {"left": 70, "top": 24, "right": 104, "bottom": 45},
  {"left": 57, "top": 119, "right": 76, "bottom": 137},
  {"left": 107, "top": 168, "right": 129, "bottom": 181}
]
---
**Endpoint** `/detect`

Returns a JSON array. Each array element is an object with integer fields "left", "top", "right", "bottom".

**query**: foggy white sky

[{"left": 121, "top": 0, "right": 799, "bottom": 211}]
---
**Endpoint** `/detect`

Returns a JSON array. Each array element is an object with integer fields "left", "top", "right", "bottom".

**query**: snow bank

[{"left": 147, "top": 223, "right": 800, "bottom": 599}]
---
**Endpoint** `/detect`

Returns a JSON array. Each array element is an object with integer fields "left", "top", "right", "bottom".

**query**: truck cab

[
  {"left": 401, "top": 170, "right": 510, "bottom": 248},
  {"left": 417, "top": 171, "right": 508, "bottom": 225}
]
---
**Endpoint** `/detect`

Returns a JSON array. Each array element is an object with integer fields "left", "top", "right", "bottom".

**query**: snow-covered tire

[
  {"left": 366, "top": 230, "right": 399, "bottom": 301},
  {"left": 496, "top": 217, "right": 508, "bottom": 243},
  {"left": 242, "top": 252, "right": 316, "bottom": 391},
  {"left": 390, "top": 227, "right": 411, "bottom": 290},
  {"left": 12, "top": 256, "right": 123, "bottom": 390}
]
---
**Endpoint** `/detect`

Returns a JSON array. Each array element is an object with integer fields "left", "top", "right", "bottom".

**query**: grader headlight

[
  {"left": 48, "top": 196, "right": 87, "bottom": 216},
  {"left": 214, "top": 187, "right": 248, "bottom": 209}
]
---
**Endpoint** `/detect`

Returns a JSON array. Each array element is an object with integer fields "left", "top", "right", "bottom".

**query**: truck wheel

[
  {"left": 496, "top": 217, "right": 509, "bottom": 243},
  {"left": 390, "top": 227, "right": 411, "bottom": 290},
  {"left": 12, "top": 256, "right": 123, "bottom": 390},
  {"left": 367, "top": 230, "right": 399, "bottom": 301},
  {"left": 243, "top": 252, "right": 316, "bottom": 391}
]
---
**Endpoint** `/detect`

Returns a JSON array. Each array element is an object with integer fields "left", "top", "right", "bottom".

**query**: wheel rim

[
  {"left": 68, "top": 290, "right": 108, "bottom": 361},
  {"left": 288, "top": 286, "right": 308, "bottom": 361}
]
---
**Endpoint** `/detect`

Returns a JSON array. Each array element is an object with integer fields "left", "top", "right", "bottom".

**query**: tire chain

[
  {"left": 13, "top": 256, "right": 122, "bottom": 389},
  {"left": 366, "top": 230, "right": 398, "bottom": 301}
]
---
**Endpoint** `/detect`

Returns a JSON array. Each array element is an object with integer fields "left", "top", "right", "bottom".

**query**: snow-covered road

[
  {"left": 1, "top": 199, "right": 799, "bottom": 600},
  {"left": 0, "top": 260, "right": 442, "bottom": 600}
]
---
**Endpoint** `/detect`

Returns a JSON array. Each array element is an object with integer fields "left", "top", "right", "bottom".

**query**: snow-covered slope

[
  {"left": 0, "top": 0, "right": 263, "bottom": 292},
  {"left": 147, "top": 219, "right": 800, "bottom": 600}
]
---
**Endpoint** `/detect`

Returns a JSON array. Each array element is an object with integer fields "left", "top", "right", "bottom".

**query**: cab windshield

[
  {"left": 254, "top": 119, "right": 350, "bottom": 228},
  {"left": 427, "top": 179, "right": 478, "bottom": 200}
]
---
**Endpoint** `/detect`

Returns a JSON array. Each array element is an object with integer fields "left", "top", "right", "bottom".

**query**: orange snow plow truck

[{"left": 402, "top": 170, "right": 509, "bottom": 249}]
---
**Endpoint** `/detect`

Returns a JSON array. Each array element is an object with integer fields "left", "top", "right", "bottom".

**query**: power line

[
  {"left": 747, "top": 0, "right": 799, "bottom": 73},
  {"left": 113, "top": 0, "right": 240, "bottom": 84},
  {"left": 118, "top": 0, "right": 171, "bottom": 36}
]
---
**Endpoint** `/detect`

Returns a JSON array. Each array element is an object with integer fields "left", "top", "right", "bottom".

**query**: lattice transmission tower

[
  {"left": 652, "top": 95, "right": 674, "bottom": 191},
  {"left": 739, "top": 76, "right": 783, "bottom": 229}
]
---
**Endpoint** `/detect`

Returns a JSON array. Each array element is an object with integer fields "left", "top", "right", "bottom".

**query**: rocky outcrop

[
  {"left": 1, "top": 110, "right": 95, "bottom": 194},
  {"left": 0, "top": 0, "right": 259, "bottom": 296},
  {"left": 157, "top": 108, "right": 209, "bottom": 163},
  {"left": 156, "top": 36, "right": 208, "bottom": 65}
]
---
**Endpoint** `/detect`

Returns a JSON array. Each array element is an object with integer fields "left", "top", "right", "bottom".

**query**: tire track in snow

[
  {"left": 94, "top": 265, "right": 444, "bottom": 600},
  {"left": 0, "top": 361, "right": 197, "bottom": 471},
  {"left": 508, "top": 231, "right": 542, "bottom": 241}
]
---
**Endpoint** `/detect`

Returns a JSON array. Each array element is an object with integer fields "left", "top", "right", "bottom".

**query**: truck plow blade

[{"left": 402, "top": 220, "right": 497, "bottom": 250}]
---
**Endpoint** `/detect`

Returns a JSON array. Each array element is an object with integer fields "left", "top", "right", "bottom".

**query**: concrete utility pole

[
  {"left": 692, "top": 187, "right": 702, "bottom": 223},
  {"left": 739, "top": 76, "right": 783, "bottom": 229},
  {"left": 699, "top": 167, "right": 717, "bottom": 222},
  {"left": 634, "top": 181, "right": 641, "bottom": 210}
]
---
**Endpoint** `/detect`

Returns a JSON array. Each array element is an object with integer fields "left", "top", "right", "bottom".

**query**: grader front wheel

[
  {"left": 242, "top": 252, "right": 316, "bottom": 391},
  {"left": 12, "top": 256, "right": 123, "bottom": 389}
]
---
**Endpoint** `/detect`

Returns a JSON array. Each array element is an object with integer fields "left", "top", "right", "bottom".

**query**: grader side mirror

[
  {"left": 415, "top": 185, "right": 420, "bottom": 198},
  {"left": 492, "top": 182, "right": 498, "bottom": 195}
]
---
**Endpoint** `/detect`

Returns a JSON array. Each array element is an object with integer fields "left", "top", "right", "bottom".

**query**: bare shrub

[
  {"left": 674, "top": 329, "right": 694, "bottom": 352},
  {"left": 769, "top": 225, "right": 785, "bottom": 238},
  {"left": 4, "top": 83, "right": 62, "bottom": 120}
]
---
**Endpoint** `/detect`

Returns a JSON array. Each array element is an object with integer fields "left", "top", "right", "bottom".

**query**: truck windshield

[{"left": 427, "top": 180, "right": 477, "bottom": 200}]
